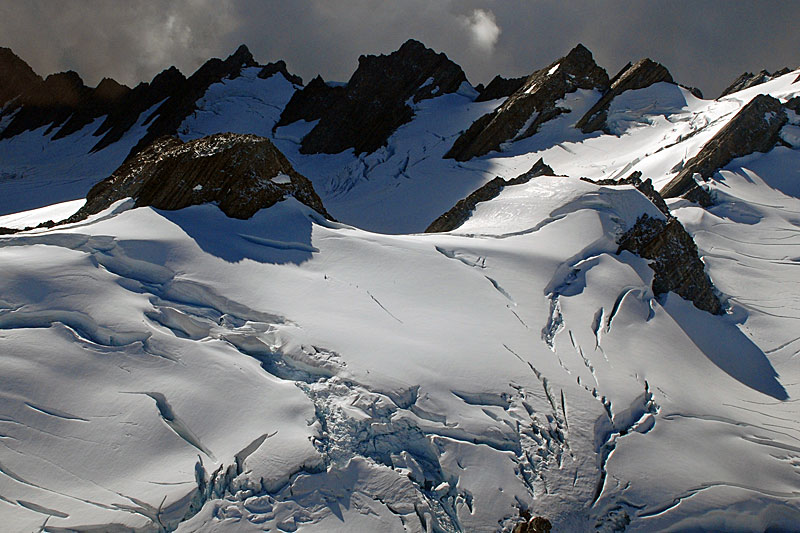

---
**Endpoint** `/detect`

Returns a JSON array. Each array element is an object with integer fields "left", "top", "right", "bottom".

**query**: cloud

[{"left": 460, "top": 9, "right": 501, "bottom": 53}]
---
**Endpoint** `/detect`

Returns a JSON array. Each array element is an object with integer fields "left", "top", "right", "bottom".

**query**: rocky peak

[
  {"left": 93, "top": 77, "right": 130, "bottom": 103},
  {"left": 278, "top": 39, "right": 468, "bottom": 155},
  {"left": 576, "top": 58, "right": 674, "bottom": 133},
  {"left": 660, "top": 94, "right": 788, "bottom": 199},
  {"left": 348, "top": 38, "right": 466, "bottom": 104},
  {"left": 0, "top": 47, "right": 43, "bottom": 108},
  {"left": 474, "top": 74, "right": 527, "bottom": 102},
  {"left": 257, "top": 60, "right": 303, "bottom": 85},
  {"left": 444, "top": 43, "right": 609, "bottom": 161},
  {"left": 71, "top": 133, "right": 330, "bottom": 221}
]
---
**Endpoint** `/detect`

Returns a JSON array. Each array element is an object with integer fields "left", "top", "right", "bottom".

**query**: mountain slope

[{"left": 0, "top": 42, "right": 799, "bottom": 532}]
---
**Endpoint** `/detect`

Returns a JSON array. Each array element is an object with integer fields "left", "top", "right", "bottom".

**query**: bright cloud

[{"left": 459, "top": 8, "right": 501, "bottom": 52}]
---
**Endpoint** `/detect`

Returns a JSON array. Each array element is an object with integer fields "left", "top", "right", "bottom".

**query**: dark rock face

[
  {"left": 425, "top": 158, "right": 554, "bottom": 232},
  {"left": 618, "top": 214, "right": 723, "bottom": 314},
  {"left": 257, "top": 60, "right": 302, "bottom": 85},
  {"left": 576, "top": 58, "right": 674, "bottom": 133},
  {"left": 0, "top": 47, "right": 43, "bottom": 108},
  {"left": 445, "top": 44, "right": 609, "bottom": 161},
  {"left": 90, "top": 66, "right": 187, "bottom": 152},
  {"left": 278, "top": 39, "right": 467, "bottom": 155},
  {"left": 474, "top": 74, "right": 527, "bottom": 102},
  {"left": 71, "top": 133, "right": 330, "bottom": 221},
  {"left": 274, "top": 75, "right": 347, "bottom": 130},
  {"left": 660, "top": 94, "right": 788, "bottom": 198},
  {"left": 717, "top": 68, "right": 790, "bottom": 98}
]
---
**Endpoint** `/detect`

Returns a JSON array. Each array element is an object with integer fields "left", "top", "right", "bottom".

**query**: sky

[{"left": 1, "top": 0, "right": 798, "bottom": 98}]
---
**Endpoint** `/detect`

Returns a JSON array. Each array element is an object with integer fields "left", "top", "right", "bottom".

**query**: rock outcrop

[
  {"left": 278, "top": 39, "right": 468, "bottom": 155},
  {"left": 474, "top": 74, "right": 527, "bottom": 102},
  {"left": 660, "top": 94, "right": 788, "bottom": 199},
  {"left": 70, "top": 133, "right": 330, "bottom": 221},
  {"left": 718, "top": 68, "right": 791, "bottom": 98},
  {"left": 444, "top": 44, "right": 609, "bottom": 161},
  {"left": 513, "top": 516, "right": 552, "bottom": 533},
  {"left": 618, "top": 214, "right": 723, "bottom": 314},
  {"left": 575, "top": 58, "right": 674, "bottom": 133},
  {"left": 425, "top": 158, "right": 554, "bottom": 232},
  {"left": 583, "top": 171, "right": 722, "bottom": 314},
  {"left": 274, "top": 75, "right": 346, "bottom": 130}
]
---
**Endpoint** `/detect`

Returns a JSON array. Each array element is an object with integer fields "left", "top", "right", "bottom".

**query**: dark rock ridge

[
  {"left": 425, "top": 158, "right": 554, "bottom": 232},
  {"left": 444, "top": 44, "right": 609, "bottom": 161},
  {"left": 575, "top": 58, "right": 674, "bottom": 133},
  {"left": 0, "top": 47, "right": 44, "bottom": 108},
  {"left": 70, "top": 132, "right": 330, "bottom": 221},
  {"left": 718, "top": 68, "right": 792, "bottom": 98},
  {"left": 475, "top": 74, "right": 527, "bottom": 102},
  {"left": 277, "top": 39, "right": 468, "bottom": 155},
  {"left": 618, "top": 213, "right": 723, "bottom": 314},
  {"left": 123, "top": 44, "right": 259, "bottom": 159},
  {"left": 660, "top": 94, "right": 788, "bottom": 199},
  {"left": 0, "top": 45, "right": 305, "bottom": 161},
  {"left": 0, "top": 59, "right": 132, "bottom": 141}
]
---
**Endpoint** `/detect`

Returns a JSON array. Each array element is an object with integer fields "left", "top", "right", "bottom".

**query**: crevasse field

[{"left": 1, "top": 66, "right": 800, "bottom": 532}]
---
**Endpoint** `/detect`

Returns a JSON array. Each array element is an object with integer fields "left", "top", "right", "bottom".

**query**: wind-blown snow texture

[{"left": 1, "top": 50, "right": 800, "bottom": 532}]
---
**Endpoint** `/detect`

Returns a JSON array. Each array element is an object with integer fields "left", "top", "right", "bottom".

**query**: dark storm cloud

[{"left": 1, "top": 1, "right": 798, "bottom": 97}]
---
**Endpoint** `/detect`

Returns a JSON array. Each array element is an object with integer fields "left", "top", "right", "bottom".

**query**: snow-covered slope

[{"left": 1, "top": 45, "right": 800, "bottom": 532}]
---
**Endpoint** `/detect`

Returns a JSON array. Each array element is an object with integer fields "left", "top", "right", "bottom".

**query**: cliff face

[
  {"left": 278, "top": 39, "right": 467, "bottom": 155},
  {"left": 660, "top": 94, "right": 788, "bottom": 199},
  {"left": 72, "top": 133, "right": 330, "bottom": 220},
  {"left": 444, "top": 44, "right": 609, "bottom": 161}
]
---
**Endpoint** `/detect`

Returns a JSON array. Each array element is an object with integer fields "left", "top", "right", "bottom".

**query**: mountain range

[{"left": 0, "top": 40, "right": 799, "bottom": 532}]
